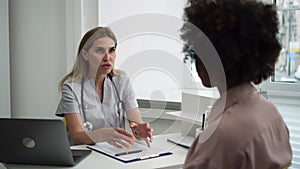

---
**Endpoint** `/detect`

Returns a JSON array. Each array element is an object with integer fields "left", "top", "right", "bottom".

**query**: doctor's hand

[
  {"left": 97, "top": 128, "right": 135, "bottom": 149},
  {"left": 130, "top": 122, "right": 153, "bottom": 147}
]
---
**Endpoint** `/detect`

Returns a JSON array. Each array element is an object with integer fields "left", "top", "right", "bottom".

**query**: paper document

[{"left": 87, "top": 141, "right": 172, "bottom": 163}]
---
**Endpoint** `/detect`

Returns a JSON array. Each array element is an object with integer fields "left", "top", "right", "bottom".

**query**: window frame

[{"left": 259, "top": 0, "right": 300, "bottom": 101}]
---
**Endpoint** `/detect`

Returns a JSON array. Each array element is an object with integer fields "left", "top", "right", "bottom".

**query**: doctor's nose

[{"left": 102, "top": 52, "right": 111, "bottom": 60}]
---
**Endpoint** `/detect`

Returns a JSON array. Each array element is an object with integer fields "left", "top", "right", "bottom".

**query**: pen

[
  {"left": 115, "top": 149, "right": 142, "bottom": 156},
  {"left": 202, "top": 113, "right": 205, "bottom": 130},
  {"left": 167, "top": 139, "right": 190, "bottom": 149}
]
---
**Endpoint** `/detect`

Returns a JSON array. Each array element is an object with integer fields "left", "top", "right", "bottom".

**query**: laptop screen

[{"left": 0, "top": 118, "right": 91, "bottom": 166}]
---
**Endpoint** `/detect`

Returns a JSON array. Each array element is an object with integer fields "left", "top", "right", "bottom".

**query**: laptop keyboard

[
  {"left": 72, "top": 155, "right": 82, "bottom": 162},
  {"left": 71, "top": 149, "right": 92, "bottom": 162}
]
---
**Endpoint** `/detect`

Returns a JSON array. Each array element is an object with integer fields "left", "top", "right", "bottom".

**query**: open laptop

[{"left": 0, "top": 118, "right": 91, "bottom": 166}]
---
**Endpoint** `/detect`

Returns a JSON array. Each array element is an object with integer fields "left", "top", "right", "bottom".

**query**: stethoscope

[{"left": 81, "top": 73, "right": 124, "bottom": 131}]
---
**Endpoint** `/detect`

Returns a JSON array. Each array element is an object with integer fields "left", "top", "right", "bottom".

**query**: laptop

[{"left": 0, "top": 118, "right": 91, "bottom": 166}]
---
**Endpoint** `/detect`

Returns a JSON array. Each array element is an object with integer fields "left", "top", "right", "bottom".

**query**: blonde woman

[{"left": 56, "top": 27, "right": 152, "bottom": 148}]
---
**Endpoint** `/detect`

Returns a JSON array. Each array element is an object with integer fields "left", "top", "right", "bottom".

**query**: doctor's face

[{"left": 83, "top": 37, "right": 116, "bottom": 77}]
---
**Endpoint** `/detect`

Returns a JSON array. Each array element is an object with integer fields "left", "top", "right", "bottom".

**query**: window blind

[{"left": 273, "top": 102, "right": 300, "bottom": 169}]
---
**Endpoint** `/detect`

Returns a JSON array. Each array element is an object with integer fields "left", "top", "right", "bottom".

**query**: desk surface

[{"left": 2, "top": 133, "right": 191, "bottom": 169}]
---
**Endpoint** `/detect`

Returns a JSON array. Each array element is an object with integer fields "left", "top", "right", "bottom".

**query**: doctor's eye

[
  {"left": 108, "top": 47, "right": 116, "bottom": 54},
  {"left": 95, "top": 47, "right": 106, "bottom": 55}
]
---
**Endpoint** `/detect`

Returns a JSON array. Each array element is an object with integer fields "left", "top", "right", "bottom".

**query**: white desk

[{"left": 2, "top": 133, "right": 191, "bottom": 169}]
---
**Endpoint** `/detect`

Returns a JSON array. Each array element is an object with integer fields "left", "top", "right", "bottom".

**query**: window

[
  {"left": 274, "top": 0, "right": 300, "bottom": 83},
  {"left": 260, "top": 1, "right": 300, "bottom": 168},
  {"left": 260, "top": 0, "right": 300, "bottom": 96}
]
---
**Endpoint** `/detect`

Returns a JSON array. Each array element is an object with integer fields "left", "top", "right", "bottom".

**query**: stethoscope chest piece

[{"left": 83, "top": 121, "right": 93, "bottom": 131}]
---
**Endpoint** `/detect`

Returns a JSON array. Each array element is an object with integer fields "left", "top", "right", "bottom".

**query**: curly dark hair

[{"left": 181, "top": 0, "right": 281, "bottom": 84}]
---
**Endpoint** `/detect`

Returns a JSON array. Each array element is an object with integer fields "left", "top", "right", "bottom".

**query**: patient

[{"left": 181, "top": 0, "right": 292, "bottom": 168}]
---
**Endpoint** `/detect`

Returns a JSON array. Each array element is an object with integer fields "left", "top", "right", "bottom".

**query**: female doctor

[{"left": 56, "top": 27, "right": 152, "bottom": 148}]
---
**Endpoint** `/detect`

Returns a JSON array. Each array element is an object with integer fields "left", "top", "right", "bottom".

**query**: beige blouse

[{"left": 184, "top": 83, "right": 292, "bottom": 169}]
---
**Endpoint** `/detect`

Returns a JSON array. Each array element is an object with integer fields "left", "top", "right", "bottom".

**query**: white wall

[
  {"left": 99, "top": 0, "right": 189, "bottom": 102},
  {"left": 1, "top": 0, "right": 99, "bottom": 119},
  {"left": 0, "top": 0, "right": 10, "bottom": 117},
  {"left": 9, "top": 0, "right": 67, "bottom": 118}
]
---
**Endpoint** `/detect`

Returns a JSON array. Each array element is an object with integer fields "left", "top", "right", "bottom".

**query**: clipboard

[{"left": 87, "top": 141, "right": 172, "bottom": 163}]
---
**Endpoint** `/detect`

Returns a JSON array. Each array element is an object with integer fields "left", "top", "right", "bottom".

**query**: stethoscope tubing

[
  {"left": 81, "top": 74, "right": 124, "bottom": 131},
  {"left": 81, "top": 78, "right": 88, "bottom": 125}
]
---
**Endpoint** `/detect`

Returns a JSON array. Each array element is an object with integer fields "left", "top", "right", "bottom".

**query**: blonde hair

[{"left": 59, "top": 27, "right": 123, "bottom": 90}]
